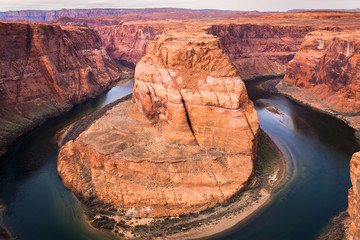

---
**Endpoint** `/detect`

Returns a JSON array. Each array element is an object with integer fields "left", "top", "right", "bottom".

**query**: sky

[{"left": 0, "top": 0, "right": 358, "bottom": 12}]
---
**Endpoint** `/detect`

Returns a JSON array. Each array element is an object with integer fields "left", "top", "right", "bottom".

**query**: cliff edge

[
  {"left": 0, "top": 22, "right": 123, "bottom": 155},
  {"left": 278, "top": 30, "right": 360, "bottom": 133}
]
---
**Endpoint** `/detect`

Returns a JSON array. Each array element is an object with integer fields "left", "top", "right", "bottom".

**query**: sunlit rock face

[
  {"left": 279, "top": 30, "right": 360, "bottom": 131},
  {"left": 349, "top": 152, "right": 360, "bottom": 240},
  {"left": 133, "top": 29, "right": 259, "bottom": 153},
  {"left": 96, "top": 23, "right": 165, "bottom": 64},
  {"left": 58, "top": 29, "right": 259, "bottom": 218},
  {"left": 0, "top": 22, "right": 122, "bottom": 155}
]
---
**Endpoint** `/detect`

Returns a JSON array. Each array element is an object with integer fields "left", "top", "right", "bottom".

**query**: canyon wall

[
  {"left": 93, "top": 22, "right": 314, "bottom": 75},
  {"left": 349, "top": 152, "right": 360, "bottom": 240},
  {"left": 278, "top": 30, "right": 360, "bottom": 131},
  {"left": 209, "top": 24, "right": 314, "bottom": 80},
  {"left": 0, "top": 22, "right": 123, "bottom": 155},
  {"left": 58, "top": 29, "right": 258, "bottom": 218},
  {"left": 48, "top": 12, "right": 360, "bottom": 79},
  {"left": 96, "top": 23, "right": 166, "bottom": 64}
]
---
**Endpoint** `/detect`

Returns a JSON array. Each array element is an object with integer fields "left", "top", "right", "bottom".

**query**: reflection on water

[
  {"left": 216, "top": 79, "right": 359, "bottom": 240},
  {"left": 0, "top": 80, "right": 133, "bottom": 240}
]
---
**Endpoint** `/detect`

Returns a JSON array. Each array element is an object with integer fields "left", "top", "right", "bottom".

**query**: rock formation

[
  {"left": 47, "top": 12, "right": 360, "bottom": 79},
  {"left": 133, "top": 30, "right": 259, "bottom": 153},
  {"left": 58, "top": 29, "right": 259, "bottom": 218},
  {"left": 0, "top": 22, "right": 123, "bottom": 155},
  {"left": 278, "top": 30, "right": 360, "bottom": 131},
  {"left": 348, "top": 152, "right": 360, "bottom": 240}
]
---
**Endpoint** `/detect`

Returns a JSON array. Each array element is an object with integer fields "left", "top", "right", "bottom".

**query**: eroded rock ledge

[{"left": 58, "top": 29, "right": 259, "bottom": 219}]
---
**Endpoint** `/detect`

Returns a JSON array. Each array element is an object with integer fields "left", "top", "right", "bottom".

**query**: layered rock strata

[
  {"left": 133, "top": 30, "right": 259, "bottom": 153},
  {"left": 47, "top": 12, "right": 360, "bottom": 80},
  {"left": 348, "top": 152, "right": 360, "bottom": 240},
  {"left": 0, "top": 22, "right": 123, "bottom": 155},
  {"left": 58, "top": 30, "right": 259, "bottom": 218},
  {"left": 96, "top": 23, "right": 165, "bottom": 64},
  {"left": 278, "top": 30, "right": 360, "bottom": 131},
  {"left": 209, "top": 24, "right": 314, "bottom": 80}
]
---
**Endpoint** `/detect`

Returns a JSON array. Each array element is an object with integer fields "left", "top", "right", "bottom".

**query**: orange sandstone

[
  {"left": 133, "top": 30, "right": 259, "bottom": 153},
  {"left": 349, "top": 152, "right": 360, "bottom": 240},
  {"left": 0, "top": 21, "right": 123, "bottom": 155},
  {"left": 279, "top": 30, "right": 360, "bottom": 131},
  {"left": 58, "top": 29, "right": 259, "bottom": 217}
]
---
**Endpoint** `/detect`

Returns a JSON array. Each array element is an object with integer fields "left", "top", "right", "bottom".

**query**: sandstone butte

[
  {"left": 58, "top": 29, "right": 259, "bottom": 218},
  {"left": 0, "top": 21, "right": 124, "bottom": 155},
  {"left": 279, "top": 30, "right": 360, "bottom": 133}
]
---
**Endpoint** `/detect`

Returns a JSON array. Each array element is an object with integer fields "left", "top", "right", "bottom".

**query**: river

[
  {"left": 216, "top": 79, "right": 360, "bottom": 239},
  {"left": 0, "top": 78, "right": 359, "bottom": 240},
  {"left": 0, "top": 81, "right": 133, "bottom": 240}
]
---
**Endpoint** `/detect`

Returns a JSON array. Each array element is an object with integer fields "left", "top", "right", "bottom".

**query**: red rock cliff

[
  {"left": 58, "top": 29, "right": 258, "bottom": 218},
  {"left": 96, "top": 23, "right": 165, "bottom": 64},
  {"left": 209, "top": 24, "right": 314, "bottom": 80},
  {"left": 348, "top": 152, "right": 360, "bottom": 240},
  {"left": 0, "top": 22, "right": 122, "bottom": 155},
  {"left": 47, "top": 12, "right": 360, "bottom": 80},
  {"left": 279, "top": 30, "right": 360, "bottom": 130}
]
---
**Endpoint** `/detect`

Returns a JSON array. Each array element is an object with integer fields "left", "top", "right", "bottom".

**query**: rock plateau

[{"left": 58, "top": 29, "right": 259, "bottom": 218}]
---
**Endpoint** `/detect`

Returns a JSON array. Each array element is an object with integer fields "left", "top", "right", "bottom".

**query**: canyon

[
  {"left": 0, "top": 21, "right": 125, "bottom": 155},
  {"left": 274, "top": 28, "right": 360, "bottom": 239},
  {"left": 58, "top": 29, "right": 259, "bottom": 221},
  {"left": 48, "top": 12, "right": 360, "bottom": 81},
  {"left": 0, "top": 8, "right": 359, "bottom": 240}
]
